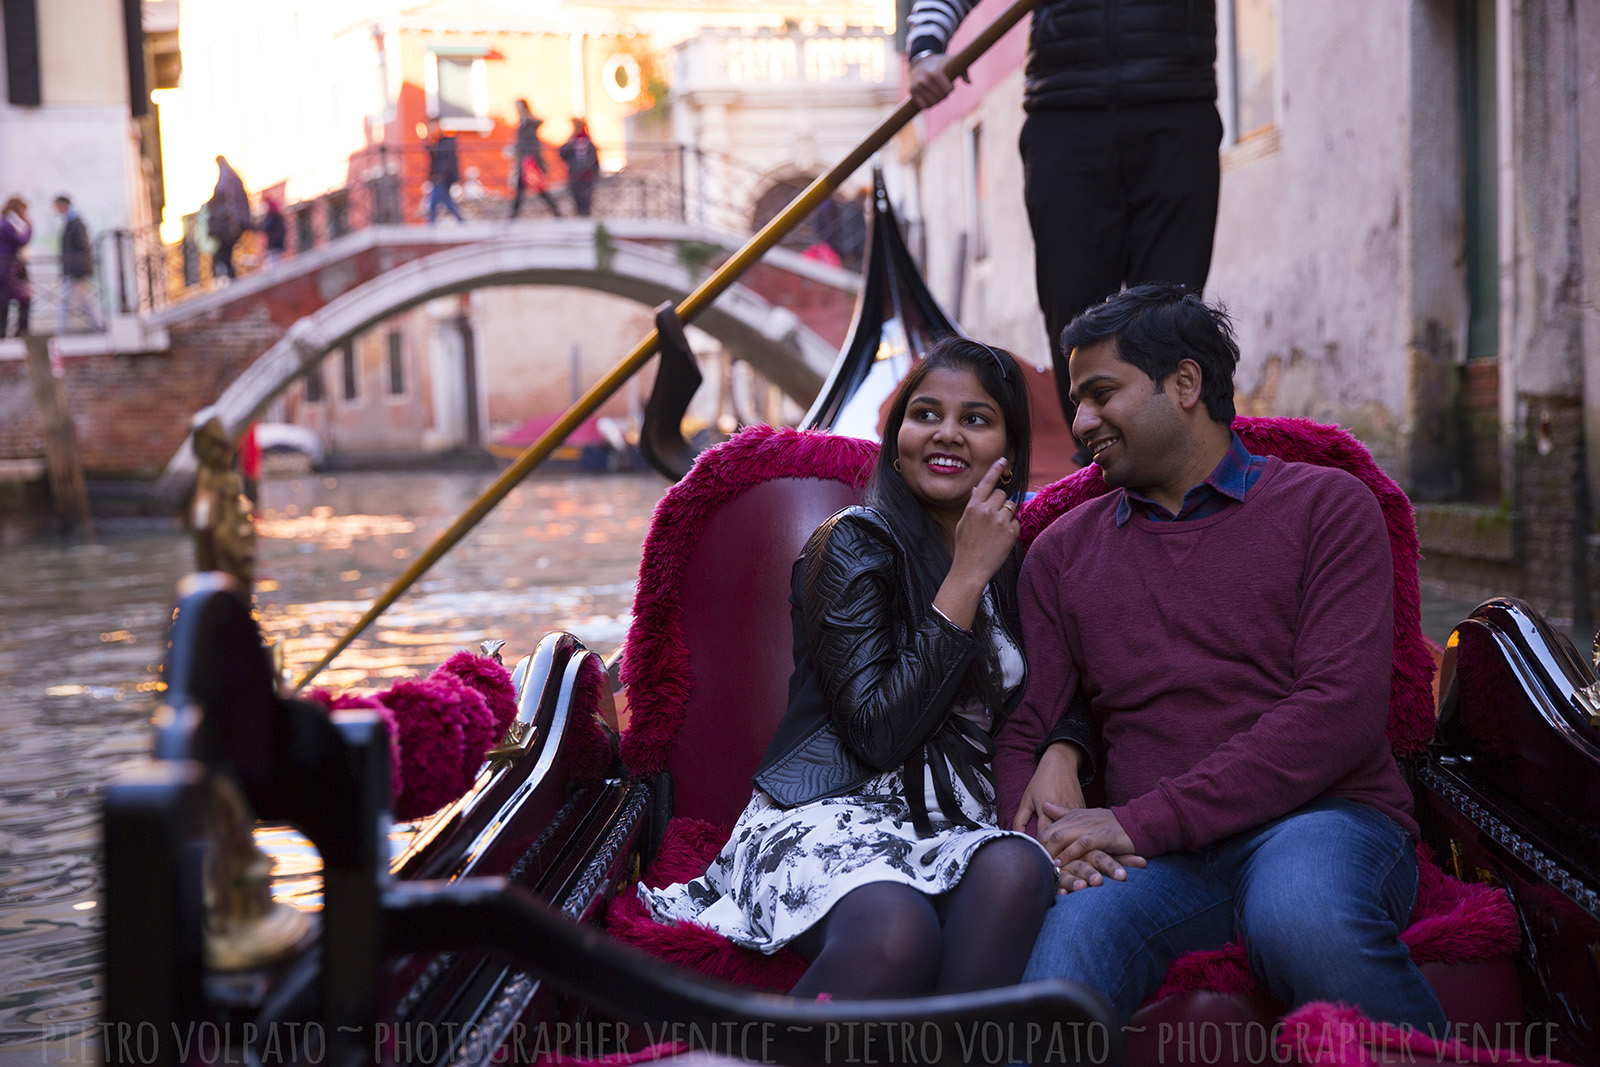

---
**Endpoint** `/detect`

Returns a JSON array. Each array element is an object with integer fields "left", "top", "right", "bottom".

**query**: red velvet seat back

[{"left": 618, "top": 427, "right": 876, "bottom": 829}]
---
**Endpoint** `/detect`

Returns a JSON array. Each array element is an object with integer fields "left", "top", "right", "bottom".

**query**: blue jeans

[
  {"left": 1023, "top": 799, "right": 1448, "bottom": 1033},
  {"left": 426, "top": 182, "right": 463, "bottom": 223}
]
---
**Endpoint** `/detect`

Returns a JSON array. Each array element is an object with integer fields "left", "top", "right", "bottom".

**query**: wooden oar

[{"left": 290, "top": 0, "right": 1037, "bottom": 693}]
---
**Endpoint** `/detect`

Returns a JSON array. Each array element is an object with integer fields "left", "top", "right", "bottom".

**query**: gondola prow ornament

[{"left": 190, "top": 414, "right": 256, "bottom": 597}]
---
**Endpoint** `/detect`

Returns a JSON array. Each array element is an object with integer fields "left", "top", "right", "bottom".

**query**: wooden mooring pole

[{"left": 22, "top": 335, "right": 95, "bottom": 540}]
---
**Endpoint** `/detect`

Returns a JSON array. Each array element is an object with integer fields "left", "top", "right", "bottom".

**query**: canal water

[
  {"left": 0, "top": 463, "right": 1499, "bottom": 1066},
  {"left": 0, "top": 468, "right": 669, "bottom": 1065}
]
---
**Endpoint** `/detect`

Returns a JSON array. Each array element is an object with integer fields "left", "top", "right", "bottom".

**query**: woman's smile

[{"left": 896, "top": 366, "right": 1011, "bottom": 518}]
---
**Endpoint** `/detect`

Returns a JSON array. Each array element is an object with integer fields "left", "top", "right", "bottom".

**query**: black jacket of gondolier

[{"left": 909, "top": 0, "right": 1217, "bottom": 112}]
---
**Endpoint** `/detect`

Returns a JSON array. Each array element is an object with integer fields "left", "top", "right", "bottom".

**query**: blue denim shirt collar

[{"left": 1115, "top": 432, "right": 1266, "bottom": 526}]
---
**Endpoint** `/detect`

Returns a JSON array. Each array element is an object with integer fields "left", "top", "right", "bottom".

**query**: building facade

[{"left": 0, "top": 0, "right": 171, "bottom": 355}]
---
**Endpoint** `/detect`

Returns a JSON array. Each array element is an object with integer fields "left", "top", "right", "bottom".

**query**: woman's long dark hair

[
  {"left": 866, "top": 335, "right": 1033, "bottom": 608},
  {"left": 866, "top": 338, "right": 1033, "bottom": 820}
]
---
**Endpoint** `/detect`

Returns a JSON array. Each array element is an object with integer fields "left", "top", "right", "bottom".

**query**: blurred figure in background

[
  {"left": 510, "top": 98, "right": 561, "bottom": 219},
  {"left": 207, "top": 156, "right": 252, "bottom": 282},
  {"left": 559, "top": 118, "right": 600, "bottom": 218},
  {"left": 54, "top": 195, "right": 103, "bottom": 333},
  {"left": 260, "top": 196, "right": 287, "bottom": 265},
  {"left": 0, "top": 197, "right": 31, "bottom": 337},
  {"left": 425, "top": 120, "right": 465, "bottom": 225}
]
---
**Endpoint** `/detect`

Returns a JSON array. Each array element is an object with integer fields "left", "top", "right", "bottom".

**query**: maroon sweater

[{"left": 997, "top": 458, "right": 1418, "bottom": 855}]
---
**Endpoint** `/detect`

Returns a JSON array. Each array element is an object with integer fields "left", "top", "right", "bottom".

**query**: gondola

[
  {"left": 105, "top": 169, "right": 1600, "bottom": 1065},
  {"left": 103, "top": 75, "right": 1599, "bottom": 1067}
]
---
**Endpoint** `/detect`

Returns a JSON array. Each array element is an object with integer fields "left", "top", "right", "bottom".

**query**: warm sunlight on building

[{"left": 155, "top": 0, "right": 893, "bottom": 240}]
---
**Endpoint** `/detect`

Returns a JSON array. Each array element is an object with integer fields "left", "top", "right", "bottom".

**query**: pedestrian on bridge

[
  {"left": 54, "top": 195, "right": 103, "bottom": 333},
  {"left": 0, "top": 197, "right": 31, "bottom": 337},
  {"left": 510, "top": 99, "right": 561, "bottom": 219},
  {"left": 207, "top": 156, "right": 252, "bottom": 283},
  {"left": 425, "top": 121, "right": 465, "bottom": 225},
  {"left": 559, "top": 119, "right": 600, "bottom": 218}
]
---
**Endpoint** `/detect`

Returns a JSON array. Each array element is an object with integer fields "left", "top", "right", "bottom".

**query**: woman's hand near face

[{"left": 930, "top": 458, "right": 1018, "bottom": 629}]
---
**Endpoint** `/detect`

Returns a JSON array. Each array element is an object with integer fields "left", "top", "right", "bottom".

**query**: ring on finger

[{"left": 1001, "top": 499, "right": 1017, "bottom": 512}]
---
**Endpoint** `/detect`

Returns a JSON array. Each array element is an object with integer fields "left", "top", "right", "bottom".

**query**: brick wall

[{"left": 1516, "top": 393, "right": 1590, "bottom": 625}]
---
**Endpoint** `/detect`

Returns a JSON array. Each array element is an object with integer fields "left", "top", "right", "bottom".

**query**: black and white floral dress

[{"left": 639, "top": 598, "right": 1045, "bottom": 953}]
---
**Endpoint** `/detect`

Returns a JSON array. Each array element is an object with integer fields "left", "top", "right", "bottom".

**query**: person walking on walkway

[
  {"left": 425, "top": 121, "right": 465, "bottom": 224},
  {"left": 54, "top": 195, "right": 103, "bottom": 333},
  {"left": 207, "top": 156, "right": 252, "bottom": 282},
  {"left": 907, "top": 0, "right": 1222, "bottom": 431},
  {"left": 510, "top": 99, "right": 561, "bottom": 219},
  {"left": 559, "top": 119, "right": 600, "bottom": 218},
  {"left": 0, "top": 197, "right": 32, "bottom": 337},
  {"left": 260, "top": 195, "right": 287, "bottom": 265}
]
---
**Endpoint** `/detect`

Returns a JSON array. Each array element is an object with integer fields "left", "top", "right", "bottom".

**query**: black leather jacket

[{"left": 752, "top": 507, "right": 1027, "bottom": 820}]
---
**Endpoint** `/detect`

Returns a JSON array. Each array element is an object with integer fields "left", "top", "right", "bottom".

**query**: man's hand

[
  {"left": 1038, "top": 802, "right": 1144, "bottom": 893},
  {"left": 1012, "top": 742, "right": 1085, "bottom": 834},
  {"left": 908, "top": 53, "right": 956, "bottom": 109}
]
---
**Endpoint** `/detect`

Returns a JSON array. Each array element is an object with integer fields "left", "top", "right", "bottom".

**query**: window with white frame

[
  {"left": 386, "top": 330, "right": 407, "bottom": 396},
  {"left": 425, "top": 47, "right": 491, "bottom": 131},
  {"left": 340, "top": 343, "right": 361, "bottom": 405},
  {"left": 1218, "top": 0, "right": 1277, "bottom": 146}
]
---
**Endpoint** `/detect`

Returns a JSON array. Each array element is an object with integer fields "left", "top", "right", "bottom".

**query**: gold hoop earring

[
  {"left": 999, "top": 470, "right": 1013, "bottom": 487},
  {"left": 893, "top": 458, "right": 902, "bottom": 472}
]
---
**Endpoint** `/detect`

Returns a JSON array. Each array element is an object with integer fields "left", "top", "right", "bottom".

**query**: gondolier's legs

[{"left": 1020, "top": 101, "right": 1222, "bottom": 427}]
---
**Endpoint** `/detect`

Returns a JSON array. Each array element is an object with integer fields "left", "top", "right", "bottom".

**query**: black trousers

[{"left": 1020, "top": 100, "right": 1223, "bottom": 424}]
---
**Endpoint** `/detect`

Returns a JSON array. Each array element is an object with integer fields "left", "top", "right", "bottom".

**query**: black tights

[{"left": 788, "top": 837, "right": 1055, "bottom": 999}]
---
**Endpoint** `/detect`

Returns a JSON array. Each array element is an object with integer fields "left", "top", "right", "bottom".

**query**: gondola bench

[{"left": 600, "top": 421, "right": 1522, "bottom": 1067}]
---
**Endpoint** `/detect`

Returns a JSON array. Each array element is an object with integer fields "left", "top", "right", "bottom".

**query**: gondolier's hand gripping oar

[{"left": 289, "top": 0, "right": 1041, "bottom": 695}]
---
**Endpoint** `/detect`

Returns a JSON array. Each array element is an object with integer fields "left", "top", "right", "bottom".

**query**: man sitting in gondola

[{"left": 999, "top": 284, "right": 1451, "bottom": 1035}]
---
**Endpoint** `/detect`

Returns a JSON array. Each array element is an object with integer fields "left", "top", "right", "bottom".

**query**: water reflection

[{"left": 0, "top": 468, "right": 665, "bottom": 1056}]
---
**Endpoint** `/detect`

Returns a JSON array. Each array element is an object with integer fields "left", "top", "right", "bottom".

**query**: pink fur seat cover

[
  {"left": 600, "top": 418, "right": 1521, "bottom": 1053},
  {"left": 309, "top": 649, "right": 519, "bottom": 821}
]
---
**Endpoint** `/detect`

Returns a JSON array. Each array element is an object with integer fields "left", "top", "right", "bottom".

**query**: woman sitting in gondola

[{"left": 640, "top": 337, "right": 1065, "bottom": 998}]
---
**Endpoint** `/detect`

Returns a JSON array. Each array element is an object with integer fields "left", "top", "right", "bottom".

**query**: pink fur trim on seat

[
  {"left": 435, "top": 649, "right": 520, "bottom": 737},
  {"left": 1277, "top": 1002, "right": 1568, "bottom": 1066},
  {"left": 618, "top": 426, "right": 876, "bottom": 775},
  {"left": 566, "top": 652, "right": 621, "bottom": 781}
]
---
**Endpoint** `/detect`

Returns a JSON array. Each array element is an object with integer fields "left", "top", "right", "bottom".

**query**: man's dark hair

[{"left": 1060, "top": 283, "right": 1240, "bottom": 423}]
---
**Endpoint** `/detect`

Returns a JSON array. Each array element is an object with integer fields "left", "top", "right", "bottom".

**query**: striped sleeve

[{"left": 906, "top": 0, "right": 976, "bottom": 55}]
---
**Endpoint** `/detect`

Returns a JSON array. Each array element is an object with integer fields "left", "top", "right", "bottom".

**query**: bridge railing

[{"left": 129, "top": 142, "right": 868, "bottom": 309}]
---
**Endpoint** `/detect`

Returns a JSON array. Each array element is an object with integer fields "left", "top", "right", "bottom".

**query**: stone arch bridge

[{"left": 33, "top": 220, "right": 860, "bottom": 492}]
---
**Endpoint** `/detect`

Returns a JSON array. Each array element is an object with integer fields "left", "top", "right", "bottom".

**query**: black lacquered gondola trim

[
  {"left": 1417, "top": 761, "right": 1600, "bottom": 922},
  {"left": 446, "top": 783, "right": 652, "bottom": 1067}
]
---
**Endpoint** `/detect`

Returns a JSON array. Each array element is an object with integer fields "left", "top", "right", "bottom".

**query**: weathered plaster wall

[
  {"left": 1582, "top": 0, "right": 1600, "bottom": 510},
  {"left": 1208, "top": 1, "right": 1414, "bottom": 478},
  {"left": 1500, "top": 0, "right": 1592, "bottom": 627},
  {"left": 914, "top": 67, "right": 1047, "bottom": 370}
]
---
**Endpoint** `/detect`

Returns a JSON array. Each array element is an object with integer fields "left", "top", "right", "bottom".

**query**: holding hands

[{"left": 1015, "top": 744, "right": 1146, "bottom": 893}]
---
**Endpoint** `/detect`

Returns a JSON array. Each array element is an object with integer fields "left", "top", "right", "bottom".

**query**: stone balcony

[{"left": 672, "top": 27, "right": 894, "bottom": 94}]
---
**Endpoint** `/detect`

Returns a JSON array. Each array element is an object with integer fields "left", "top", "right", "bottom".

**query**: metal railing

[
  {"left": 123, "top": 141, "right": 869, "bottom": 311},
  {"left": 0, "top": 225, "right": 151, "bottom": 336}
]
